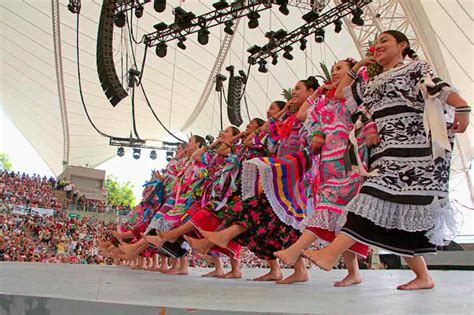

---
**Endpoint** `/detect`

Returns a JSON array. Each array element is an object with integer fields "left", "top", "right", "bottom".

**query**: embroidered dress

[
  {"left": 340, "top": 60, "right": 457, "bottom": 256},
  {"left": 302, "top": 92, "right": 368, "bottom": 257}
]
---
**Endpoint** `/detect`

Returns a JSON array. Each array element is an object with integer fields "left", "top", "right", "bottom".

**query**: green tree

[
  {"left": 104, "top": 175, "right": 136, "bottom": 208},
  {"left": 0, "top": 152, "right": 12, "bottom": 171}
]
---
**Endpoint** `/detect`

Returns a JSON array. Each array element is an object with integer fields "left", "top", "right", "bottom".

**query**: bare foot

[
  {"left": 253, "top": 270, "right": 283, "bottom": 281},
  {"left": 202, "top": 269, "right": 225, "bottom": 278},
  {"left": 219, "top": 270, "right": 242, "bottom": 279},
  {"left": 334, "top": 274, "right": 362, "bottom": 287},
  {"left": 302, "top": 249, "right": 336, "bottom": 271},
  {"left": 184, "top": 235, "right": 212, "bottom": 255},
  {"left": 199, "top": 228, "right": 230, "bottom": 249},
  {"left": 276, "top": 271, "right": 309, "bottom": 285},
  {"left": 397, "top": 277, "right": 435, "bottom": 290},
  {"left": 274, "top": 249, "right": 300, "bottom": 267},
  {"left": 144, "top": 234, "right": 166, "bottom": 248},
  {"left": 166, "top": 268, "right": 188, "bottom": 275}
]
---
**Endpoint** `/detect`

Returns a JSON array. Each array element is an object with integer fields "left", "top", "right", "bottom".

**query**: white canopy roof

[{"left": 0, "top": 0, "right": 472, "bottom": 179}]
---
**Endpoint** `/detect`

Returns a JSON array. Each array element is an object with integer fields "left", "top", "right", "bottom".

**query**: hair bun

[{"left": 307, "top": 76, "right": 320, "bottom": 89}]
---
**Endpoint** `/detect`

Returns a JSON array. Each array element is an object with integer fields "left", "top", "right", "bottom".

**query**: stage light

[
  {"left": 177, "top": 37, "right": 187, "bottom": 50},
  {"left": 133, "top": 148, "right": 141, "bottom": 160},
  {"left": 352, "top": 8, "right": 364, "bottom": 26},
  {"left": 114, "top": 12, "right": 126, "bottom": 28},
  {"left": 154, "top": 0, "right": 166, "bottom": 13},
  {"left": 314, "top": 28, "right": 325, "bottom": 43},
  {"left": 247, "top": 45, "right": 261, "bottom": 55},
  {"left": 274, "top": 29, "right": 287, "bottom": 40},
  {"left": 166, "top": 151, "right": 174, "bottom": 162},
  {"left": 302, "top": 10, "right": 319, "bottom": 23},
  {"left": 174, "top": 7, "right": 195, "bottom": 29},
  {"left": 224, "top": 21, "right": 234, "bottom": 35},
  {"left": 155, "top": 42, "right": 167, "bottom": 58},
  {"left": 278, "top": 0, "right": 289, "bottom": 15},
  {"left": 247, "top": 11, "right": 260, "bottom": 29},
  {"left": 258, "top": 60, "right": 268, "bottom": 73},
  {"left": 299, "top": 38, "right": 307, "bottom": 51},
  {"left": 153, "top": 22, "right": 167, "bottom": 32},
  {"left": 134, "top": 4, "right": 144, "bottom": 18},
  {"left": 213, "top": 0, "right": 229, "bottom": 10},
  {"left": 150, "top": 150, "right": 157, "bottom": 160},
  {"left": 283, "top": 46, "right": 293, "bottom": 60},
  {"left": 271, "top": 53, "right": 278, "bottom": 65},
  {"left": 198, "top": 28, "right": 210, "bottom": 45},
  {"left": 117, "top": 147, "right": 125, "bottom": 157},
  {"left": 334, "top": 19, "right": 343, "bottom": 33}
]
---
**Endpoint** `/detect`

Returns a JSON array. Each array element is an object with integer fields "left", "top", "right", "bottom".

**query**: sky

[{"left": 1, "top": 107, "right": 473, "bottom": 236}]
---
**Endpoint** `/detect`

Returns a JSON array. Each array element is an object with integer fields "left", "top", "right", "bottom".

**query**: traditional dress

[{"left": 340, "top": 60, "right": 458, "bottom": 256}]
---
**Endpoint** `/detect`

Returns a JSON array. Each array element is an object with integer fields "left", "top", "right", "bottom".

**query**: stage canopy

[{"left": 0, "top": 0, "right": 472, "bottom": 193}]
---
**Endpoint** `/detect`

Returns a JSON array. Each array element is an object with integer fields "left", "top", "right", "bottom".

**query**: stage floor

[{"left": 0, "top": 262, "right": 473, "bottom": 315}]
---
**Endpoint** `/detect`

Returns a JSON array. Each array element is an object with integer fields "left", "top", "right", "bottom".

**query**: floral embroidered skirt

[{"left": 224, "top": 193, "right": 301, "bottom": 260}]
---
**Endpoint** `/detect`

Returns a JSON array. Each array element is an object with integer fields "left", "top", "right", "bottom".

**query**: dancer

[
  {"left": 304, "top": 30, "right": 470, "bottom": 290},
  {"left": 201, "top": 77, "right": 319, "bottom": 284},
  {"left": 274, "top": 59, "right": 369, "bottom": 287}
]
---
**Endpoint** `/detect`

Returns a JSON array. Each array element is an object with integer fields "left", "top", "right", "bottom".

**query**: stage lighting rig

[
  {"left": 247, "top": 11, "right": 261, "bottom": 29},
  {"left": 154, "top": 0, "right": 166, "bottom": 13},
  {"left": 258, "top": 59, "right": 268, "bottom": 73},
  {"left": 150, "top": 150, "right": 157, "bottom": 160},
  {"left": 334, "top": 19, "right": 343, "bottom": 33},
  {"left": 314, "top": 28, "right": 325, "bottom": 43},
  {"left": 276, "top": 0, "right": 289, "bottom": 15},
  {"left": 351, "top": 8, "right": 364, "bottom": 26},
  {"left": 67, "top": 0, "right": 81, "bottom": 14},
  {"left": 299, "top": 38, "right": 307, "bottom": 51},
  {"left": 117, "top": 147, "right": 125, "bottom": 157},
  {"left": 247, "top": 0, "right": 372, "bottom": 66},
  {"left": 224, "top": 21, "right": 234, "bottom": 35},
  {"left": 213, "top": 0, "right": 229, "bottom": 10},
  {"left": 134, "top": 4, "right": 144, "bottom": 18},
  {"left": 173, "top": 7, "right": 196, "bottom": 30},
  {"left": 114, "top": 11, "right": 126, "bottom": 28},
  {"left": 155, "top": 42, "right": 167, "bottom": 57},
  {"left": 271, "top": 53, "right": 278, "bottom": 65},
  {"left": 302, "top": 10, "right": 319, "bottom": 23},
  {"left": 133, "top": 148, "right": 141, "bottom": 160},
  {"left": 177, "top": 37, "right": 187, "bottom": 50},
  {"left": 198, "top": 28, "right": 210, "bottom": 45}
]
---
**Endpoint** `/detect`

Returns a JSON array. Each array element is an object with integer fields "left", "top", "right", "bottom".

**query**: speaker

[
  {"left": 97, "top": 0, "right": 128, "bottom": 107},
  {"left": 226, "top": 67, "right": 243, "bottom": 127}
]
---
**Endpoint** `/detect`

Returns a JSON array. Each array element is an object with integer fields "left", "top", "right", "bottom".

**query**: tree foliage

[
  {"left": 0, "top": 152, "right": 13, "bottom": 171},
  {"left": 104, "top": 175, "right": 136, "bottom": 208}
]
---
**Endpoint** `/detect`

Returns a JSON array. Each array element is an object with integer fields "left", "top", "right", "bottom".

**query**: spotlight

[
  {"left": 154, "top": 0, "right": 166, "bottom": 13},
  {"left": 224, "top": 21, "right": 234, "bottom": 35},
  {"left": 155, "top": 42, "right": 167, "bottom": 58},
  {"left": 174, "top": 7, "right": 195, "bottom": 29},
  {"left": 247, "top": 45, "right": 261, "bottom": 55},
  {"left": 213, "top": 0, "right": 229, "bottom": 10},
  {"left": 117, "top": 147, "right": 125, "bottom": 157},
  {"left": 283, "top": 46, "right": 293, "bottom": 60},
  {"left": 247, "top": 11, "right": 260, "bottom": 29},
  {"left": 351, "top": 8, "right": 364, "bottom": 26},
  {"left": 278, "top": 0, "right": 289, "bottom": 15},
  {"left": 334, "top": 19, "right": 343, "bottom": 33},
  {"left": 166, "top": 151, "right": 174, "bottom": 162},
  {"left": 150, "top": 150, "right": 157, "bottom": 160},
  {"left": 271, "top": 53, "right": 278, "bottom": 65},
  {"left": 198, "top": 28, "right": 210, "bottom": 45},
  {"left": 314, "top": 28, "right": 325, "bottom": 43},
  {"left": 134, "top": 4, "right": 144, "bottom": 18},
  {"left": 302, "top": 10, "right": 319, "bottom": 23},
  {"left": 274, "top": 29, "right": 287, "bottom": 40},
  {"left": 133, "top": 148, "right": 141, "bottom": 160},
  {"left": 299, "top": 38, "right": 307, "bottom": 51},
  {"left": 114, "top": 12, "right": 126, "bottom": 28},
  {"left": 258, "top": 60, "right": 268, "bottom": 73},
  {"left": 153, "top": 22, "right": 167, "bottom": 32},
  {"left": 177, "top": 37, "right": 187, "bottom": 50}
]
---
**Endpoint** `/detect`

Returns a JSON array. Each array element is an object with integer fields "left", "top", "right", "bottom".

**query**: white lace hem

[
  {"left": 337, "top": 193, "right": 460, "bottom": 246},
  {"left": 302, "top": 204, "right": 340, "bottom": 232}
]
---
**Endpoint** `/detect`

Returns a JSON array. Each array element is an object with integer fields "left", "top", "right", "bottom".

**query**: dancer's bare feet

[
  {"left": 144, "top": 234, "right": 166, "bottom": 248},
  {"left": 184, "top": 235, "right": 212, "bottom": 256},
  {"left": 166, "top": 268, "right": 189, "bottom": 275},
  {"left": 334, "top": 273, "right": 362, "bottom": 287},
  {"left": 253, "top": 270, "right": 283, "bottom": 281},
  {"left": 274, "top": 248, "right": 300, "bottom": 267},
  {"left": 302, "top": 249, "right": 336, "bottom": 271},
  {"left": 219, "top": 269, "right": 242, "bottom": 279},
  {"left": 397, "top": 277, "right": 435, "bottom": 290},
  {"left": 275, "top": 270, "right": 309, "bottom": 285},
  {"left": 201, "top": 269, "right": 225, "bottom": 277},
  {"left": 199, "top": 228, "right": 230, "bottom": 249}
]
